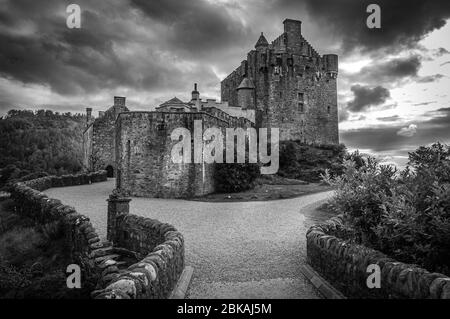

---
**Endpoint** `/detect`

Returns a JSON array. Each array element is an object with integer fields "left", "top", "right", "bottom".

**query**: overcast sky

[{"left": 1, "top": 0, "right": 450, "bottom": 167}]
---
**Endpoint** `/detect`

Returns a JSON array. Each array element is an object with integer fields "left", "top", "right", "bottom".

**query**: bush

[
  {"left": 278, "top": 141, "right": 346, "bottom": 182},
  {"left": 214, "top": 163, "right": 260, "bottom": 193},
  {"left": 323, "top": 142, "right": 450, "bottom": 274}
]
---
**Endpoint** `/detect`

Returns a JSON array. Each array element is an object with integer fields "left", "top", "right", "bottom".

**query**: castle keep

[
  {"left": 82, "top": 19, "right": 339, "bottom": 198},
  {"left": 221, "top": 19, "right": 339, "bottom": 144}
]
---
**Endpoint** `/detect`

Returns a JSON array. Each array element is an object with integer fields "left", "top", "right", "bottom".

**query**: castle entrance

[{"left": 105, "top": 165, "right": 114, "bottom": 178}]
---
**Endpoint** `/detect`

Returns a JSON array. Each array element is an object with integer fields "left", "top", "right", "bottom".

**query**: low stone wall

[
  {"left": 93, "top": 195, "right": 185, "bottom": 299},
  {"left": 306, "top": 215, "right": 450, "bottom": 299},
  {"left": 9, "top": 171, "right": 108, "bottom": 274}
]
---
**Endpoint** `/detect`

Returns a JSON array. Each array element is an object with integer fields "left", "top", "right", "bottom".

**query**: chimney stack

[
  {"left": 114, "top": 96, "right": 126, "bottom": 107},
  {"left": 113, "top": 96, "right": 126, "bottom": 119},
  {"left": 86, "top": 107, "right": 92, "bottom": 126}
]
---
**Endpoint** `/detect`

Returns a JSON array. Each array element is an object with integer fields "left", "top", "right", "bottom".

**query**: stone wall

[
  {"left": 82, "top": 98, "right": 129, "bottom": 175},
  {"left": 116, "top": 111, "right": 252, "bottom": 198},
  {"left": 93, "top": 195, "right": 185, "bottom": 299},
  {"left": 306, "top": 215, "right": 450, "bottom": 299},
  {"left": 9, "top": 171, "right": 108, "bottom": 275}
]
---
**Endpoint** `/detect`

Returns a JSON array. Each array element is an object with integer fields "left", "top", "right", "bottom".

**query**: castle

[{"left": 82, "top": 19, "right": 339, "bottom": 198}]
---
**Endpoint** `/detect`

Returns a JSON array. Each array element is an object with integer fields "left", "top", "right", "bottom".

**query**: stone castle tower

[{"left": 221, "top": 19, "right": 339, "bottom": 144}]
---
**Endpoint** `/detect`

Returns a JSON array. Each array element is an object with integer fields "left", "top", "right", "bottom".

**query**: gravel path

[{"left": 46, "top": 179, "right": 334, "bottom": 299}]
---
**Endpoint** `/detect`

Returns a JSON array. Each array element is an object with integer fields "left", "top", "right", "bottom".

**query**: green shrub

[
  {"left": 323, "top": 142, "right": 450, "bottom": 274},
  {"left": 278, "top": 141, "right": 346, "bottom": 182},
  {"left": 214, "top": 163, "right": 260, "bottom": 193}
]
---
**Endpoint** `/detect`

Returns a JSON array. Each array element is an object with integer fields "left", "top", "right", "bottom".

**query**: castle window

[
  {"left": 298, "top": 92, "right": 304, "bottom": 102},
  {"left": 299, "top": 102, "right": 305, "bottom": 113},
  {"left": 157, "top": 122, "right": 166, "bottom": 131},
  {"left": 279, "top": 92, "right": 282, "bottom": 98},
  {"left": 126, "top": 140, "right": 131, "bottom": 161},
  {"left": 327, "top": 106, "right": 331, "bottom": 114}
]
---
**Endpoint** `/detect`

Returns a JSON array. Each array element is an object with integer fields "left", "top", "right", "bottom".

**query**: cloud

[
  {"left": 413, "top": 101, "right": 436, "bottom": 106},
  {"left": 377, "top": 115, "right": 401, "bottom": 122},
  {"left": 129, "top": 0, "right": 253, "bottom": 56},
  {"left": 416, "top": 74, "right": 446, "bottom": 83},
  {"left": 298, "top": 0, "right": 450, "bottom": 53},
  {"left": 341, "top": 107, "right": 450, "bottom": 155},
  {"left": 345, "top": 55, "right": 422, "bottom": 85},
  {"left": 397, "top": 124, "right": 418, "bottom": 137},
  {"left": 434, "top": 47, "right": 450, "bottom": 56},
  {"left": 347, "top": 85, "right": 391, "bottom": 112},
  {"left": 0, "top": 0, "right": 449, "bottom": 119}
]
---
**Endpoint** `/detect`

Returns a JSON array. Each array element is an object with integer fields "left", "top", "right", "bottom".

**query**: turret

[
  {"left": 323, "top": 54, "right": 338, "bottom": 79},
  {"left": 237, "top": 77, "right": 255, "bottom": 110},
  {"left": 255, "top": 32, "right": 269, "bottom": 50}
]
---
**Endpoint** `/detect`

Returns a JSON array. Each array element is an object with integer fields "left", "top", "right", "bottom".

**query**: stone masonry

[
  {"left": 83, "top": 97, "right": 129, "bottom": 177},
  {"left": 221, "top": 19, "right": 339, "bottom": 144}
]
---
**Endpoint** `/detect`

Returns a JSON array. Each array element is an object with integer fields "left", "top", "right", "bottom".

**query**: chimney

[
  {"left": 113, "top": 96, "right": 126, "bottom": 119},
  {"left": 86, "top": 107, "right": 92, "bottom": 126},
  {"left": 283, "top": 19, "right": 302, "bottom": 52},
  {"left": 114, "top": 96, "right": 126, "bottom": 107},
  {"left": 191, "top": 83, "right": 200, "bottom": 101}
]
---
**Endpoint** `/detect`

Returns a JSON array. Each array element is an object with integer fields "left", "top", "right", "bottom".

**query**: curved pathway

[{"left": 46, "top": 179, "right": 334, "bottom": 299}]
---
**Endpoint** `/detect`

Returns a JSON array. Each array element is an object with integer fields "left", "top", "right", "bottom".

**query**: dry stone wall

[
  {"left": 93, "top": 194, "right": 185, "bottom": 299},
  {"left": 306, "top": 215, "right": 450, "bottom": 299},
  {"left": 9, "top": 171, "right": 108, "bottom": 276}
]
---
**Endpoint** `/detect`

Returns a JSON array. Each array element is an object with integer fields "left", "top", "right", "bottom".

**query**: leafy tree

[{"left": 0, "top": 109, "right": 86, "bottom": 189}]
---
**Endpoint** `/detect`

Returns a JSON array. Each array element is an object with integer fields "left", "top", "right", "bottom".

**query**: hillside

[{"left": 0, "top": 110, "right": 86, "bottom": 189}]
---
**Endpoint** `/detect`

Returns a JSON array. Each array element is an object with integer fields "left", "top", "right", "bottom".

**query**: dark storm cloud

[
  {"left": 130, "top": 0, "right": 251, "bottom": 55},
  {"left": 347, "top": 85, "right": 390, "bottom": 112},
  {"left": 0, "top": 0, "right": 449, "bottom": 116},
  {"left": 0, "top": 0, "right": 223, "bottom": 100},
  {"left": 344, "top": 55, "right": 422, "bottom": 86},
  {"left": 296, "top": 0, "right": 450, "bottom": 53},
  {"left": 366, "top": 56, "right": 421, "bottom": 79}
]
